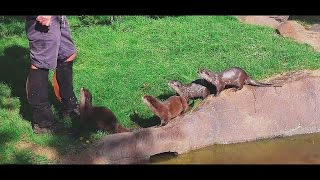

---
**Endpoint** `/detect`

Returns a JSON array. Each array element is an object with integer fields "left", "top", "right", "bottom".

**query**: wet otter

[
  {"left": 198, "top": 67, "right": 282, "bottom": 96},
  {"left": 80, "top": 88, "right": 129, "bottom": 134},
  {"left": 168, "top": 80, "right": 210, "bottom": 101},
  {"left": 142, "top": 95, "right": 189, "bottom": 126}
]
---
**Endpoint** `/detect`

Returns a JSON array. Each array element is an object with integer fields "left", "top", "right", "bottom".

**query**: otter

[
  {"left": 198, "top": 67, "right": 282, "bottom": 96},
  {"left": 142, "top": 95, "right": 189, "bottom": 126},
  {"left": 80, "top": 88, "right": 129, "bottom": 134},
  {"left": 168, "top": 80, "right": 210, "bottom": 101}
]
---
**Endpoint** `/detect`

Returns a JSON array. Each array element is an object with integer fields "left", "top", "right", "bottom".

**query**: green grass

[{"left": 1, "top": 15, "right": 320, "bottom": 164}]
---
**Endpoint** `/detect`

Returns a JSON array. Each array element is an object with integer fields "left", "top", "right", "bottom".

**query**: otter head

[
  {"left": 80, "top": 87, "right": 92, "bottom": 109},
  {"left": 198, "top": 68, "right": 219, "bottom": 85},
  {"left": 142, "top": 95, "right": 159, "bottom": 114},
  {"left": 168, "top": 80, "right": 184, "bottom": 96},
  {"left": 142, "top": 95, "right": 154, "bottom": 105},
  {"left": 168, "top": 80, "right": 182, "bottom": 88}
]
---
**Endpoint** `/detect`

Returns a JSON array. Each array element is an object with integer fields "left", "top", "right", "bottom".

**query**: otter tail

[
  {"left": 117, "top": 124, "right": 130, "bottom": 133},
  {"left": 247, "top": 78, "right": 282, "bottom": 87}
]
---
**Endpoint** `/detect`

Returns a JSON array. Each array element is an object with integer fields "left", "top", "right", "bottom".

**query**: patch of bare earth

[{"left": 16, "top": 141, "right": 59, "bottom": 162}]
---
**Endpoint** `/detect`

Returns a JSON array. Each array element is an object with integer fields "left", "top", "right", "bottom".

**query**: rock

[
  {"left": 310, "top": 24, "right": 320, "bottom": 32},
  {"left": 237, "top": 16, "right": 320, "bottom": 52},
  {"left": 61, "top": 70, "right": 320, "bottom": 164},
  {"left": 269, "top": 16, "right": 290, "bottom": 23},
  {"left": 236, "top": 16, "right": 286, "bottom": 29},
  {"left": 277, "top": 21, "right": 320, "bottom": 52},
  {"left": 276, "top": 21, "right": 307, "bottom": 42}
]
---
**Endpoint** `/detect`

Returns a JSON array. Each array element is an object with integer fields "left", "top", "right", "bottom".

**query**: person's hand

[{"left": 36, "top": 16, "right": 52, "bottom": 27}]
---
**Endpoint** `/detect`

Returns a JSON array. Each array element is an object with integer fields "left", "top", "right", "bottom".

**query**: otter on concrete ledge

[
  {"left": 168, "top": 80, "right": 210, "bottom": 101},
  {"left": 80, "top": 87, "right": 129, "bottom": 134},
  {"left": 199, "top": 67, "right": 282, "bottom": 96},
  {"left": 142, "top": 95, "right": 189, "bottom": 127}
]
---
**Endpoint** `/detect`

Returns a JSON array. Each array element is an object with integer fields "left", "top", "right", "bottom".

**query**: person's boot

[
  {"left": 26, "top": 68, "right": 56, "bottom": 134},
  {"left": 53, "top": 61, "right": 80, "bottom": 122},
  {"left": 27, "top": 68, "right": 78, "bottom": 137}
]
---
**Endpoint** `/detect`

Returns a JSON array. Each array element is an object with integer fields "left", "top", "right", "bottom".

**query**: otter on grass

[
  {"left": 142, "top": 95, "right": 189, "bottom": 126},
  {"left": 80, "top": 87, "right": 129, "bottom": 134}
]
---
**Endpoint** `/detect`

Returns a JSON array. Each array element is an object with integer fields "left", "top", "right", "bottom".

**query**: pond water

[{"left": 150, "top": 132, "right": 320, "bottom": 164}]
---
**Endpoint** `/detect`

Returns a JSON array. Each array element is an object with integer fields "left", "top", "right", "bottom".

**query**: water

[{"left": 150, "top": 133, "right": 320, "bottom": 164}]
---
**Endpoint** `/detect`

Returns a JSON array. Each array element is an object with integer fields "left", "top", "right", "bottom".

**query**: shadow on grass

[
  {"left": 0, "top": 131, "right": 26, "bottom": 164},
  {"left": 0, "top": 16, "right": 26, "bottom": 37},
  {"left": 0, "top": 16, "right": 25, "bottom": 24},
  {"left": 13, "top": 150, "right": 50, "bottom": 164},
  {"left": 0, "top": 45, "right": 62, "bottom": 122},
  {"left": 130, "top": 111, "right": 161, "bottom": 128},
  {"left": 157, "top": 93, "right": 175, "bottom": 101},
  {"left": 0, "top": 131, "right": 49, "bottom": 164},
  {"left": 0, "top": 45, "right": 32, "bottom": 121},
  {"left": 0, "top": 45, "right": 81, "bottom": 164},
  {"left": 0, "top": 131, "right": 17, "bottom": 149}
]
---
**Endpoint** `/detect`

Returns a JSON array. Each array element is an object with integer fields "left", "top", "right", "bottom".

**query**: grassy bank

[{"left": 0, "top": 16, "right": 319, "bottom": 163}]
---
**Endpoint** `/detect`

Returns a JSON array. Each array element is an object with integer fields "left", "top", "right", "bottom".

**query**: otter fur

[
  {"left": 199, "top": 67, "right": 282, "bottom": 96},
  {"left": 142, "top": 95, "right": 189, "bottom": 126},
  {"left": 168, "top": 80, "right": 210, "bottom": 101},
  {"left": 80, "top": 87, "right": 129, "bottom": 134}
]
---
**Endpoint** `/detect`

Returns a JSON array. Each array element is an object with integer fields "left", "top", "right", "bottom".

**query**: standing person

[{"left": 25, "top": 15, "right": 79, "bottom": 134}]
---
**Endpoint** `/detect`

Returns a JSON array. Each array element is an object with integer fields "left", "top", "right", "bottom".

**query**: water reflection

[{"left": 150, "top": 133, "right": 320, "bottom": 164}]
